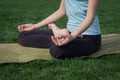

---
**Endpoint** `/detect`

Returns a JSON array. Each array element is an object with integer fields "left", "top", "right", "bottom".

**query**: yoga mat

[{"left": 0, "top": 34, "right": 120, "bottom": 63}]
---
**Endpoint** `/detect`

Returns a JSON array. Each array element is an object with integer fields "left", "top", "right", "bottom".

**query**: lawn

[{"left": 0, "top": 0, "right": 120, "bottom": 80}]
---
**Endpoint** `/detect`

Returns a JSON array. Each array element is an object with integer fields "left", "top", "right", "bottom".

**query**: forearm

[
  {"left": 71, "top": 16, "right": 94, "bottom": 37},
  {"left": 71, "top": 0, "right": 99, "bottom": 38},
  {"left": 33, "top": 9, "right": 66, "bottom": 29}
]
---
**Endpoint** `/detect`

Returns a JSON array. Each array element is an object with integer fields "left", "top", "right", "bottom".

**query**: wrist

[
  {"left": 71, "top": 32, "right": 78, "bottom": 38},
  {"left": 33, "top": 24, "right": 40, "bottom": 29}
]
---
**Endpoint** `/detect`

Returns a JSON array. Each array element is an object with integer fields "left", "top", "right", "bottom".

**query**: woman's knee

[
  {"left": 50, "top": 45, "right": 66, "bottom": 59},
  {"left": 18, "top": 31, "right": 28, "bottom": 46}
]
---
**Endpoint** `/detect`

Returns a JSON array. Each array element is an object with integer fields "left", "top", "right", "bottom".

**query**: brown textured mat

[{"left": 0, "top": 34, "right": 120, "bottom": 63}]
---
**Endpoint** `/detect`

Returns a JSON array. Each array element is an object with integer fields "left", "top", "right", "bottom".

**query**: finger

[
  {"left": 22, "top": 25, "right": 25, "bottom": 31},
  {"left": 59, "top": 38, "right": 64, "bottom": 42},
  {"left": 57, "top": 37, "right": 65, "bottom": 46},
  {"left": 52, "top": 36, "right": 59, "bottom": 46},
  {"left": 19, "top": 25, "right": 24, "bottom": 32},
  {"left": 54, "top": 35, "right": 62, "bottom": 39},
  {"left": 60, "top": 38, "right": 69, "bottom": 46},
  {"left": 18, "top": 25, "right": 23, "bottom": 32},
  {"left": 21, "top": 25, "right": 26, "bottom": 31},
  {"left": 56, "top": 38, "right": 62, "bottom": 46},
  {"left": 18, "top": 26, "right": 21, "bottom": 32},
  {"left": 51, "top": 36, "right": 59, "bottom": 46}
]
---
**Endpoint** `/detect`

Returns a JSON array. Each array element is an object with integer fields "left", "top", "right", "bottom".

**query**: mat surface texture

[{"left": 0, "top": 34, "right": 120, "bottom": 63}]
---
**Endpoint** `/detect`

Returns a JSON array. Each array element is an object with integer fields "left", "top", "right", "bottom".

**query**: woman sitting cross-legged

[{"left": 18, "top": 0, "right": 101, "bottom": 59}]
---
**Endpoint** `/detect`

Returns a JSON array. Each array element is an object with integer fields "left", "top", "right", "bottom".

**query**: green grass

[
  {"left": 0, "top": 55, "right": 120, "bottom": 80},
  {"left": 0, "top": 0, "right": 120, "bottom": 80}
]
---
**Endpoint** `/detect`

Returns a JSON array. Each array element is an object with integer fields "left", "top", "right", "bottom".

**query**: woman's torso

[{"left": 65, "top": 0, "right": 101, "bottom": 35}]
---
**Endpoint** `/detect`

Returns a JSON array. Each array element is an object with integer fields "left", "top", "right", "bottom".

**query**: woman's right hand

[{"left": 18, "top": 23, "right": 36, "bottom": 32}]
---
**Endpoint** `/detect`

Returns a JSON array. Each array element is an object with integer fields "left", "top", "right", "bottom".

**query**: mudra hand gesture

[
  {"left": 48, "top": 23, "right": 76, "bottom": 46},
  {"left": 18, "top": 23, "right": 36, "bottom": 32}
]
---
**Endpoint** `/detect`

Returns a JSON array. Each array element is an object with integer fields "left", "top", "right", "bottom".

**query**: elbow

[{"left": 57, "top": 8, "right": 66, "bottom": 16}]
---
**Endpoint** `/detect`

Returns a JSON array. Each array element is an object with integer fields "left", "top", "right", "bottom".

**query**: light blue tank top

[{"left": 65, "top": 0, "right": 101, "bottom": 35}]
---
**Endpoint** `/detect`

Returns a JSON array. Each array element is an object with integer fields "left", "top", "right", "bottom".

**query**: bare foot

[
  {"left": 60, "top": 29, "right": 70, "bottom": 35},
  {"left": 48, "top": 23, "right": 70, "bottom": 37}
]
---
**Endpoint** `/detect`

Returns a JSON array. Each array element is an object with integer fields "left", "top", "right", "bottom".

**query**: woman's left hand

[{"left": 51, "top": 33, "right": 76, "bottom": 46}]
